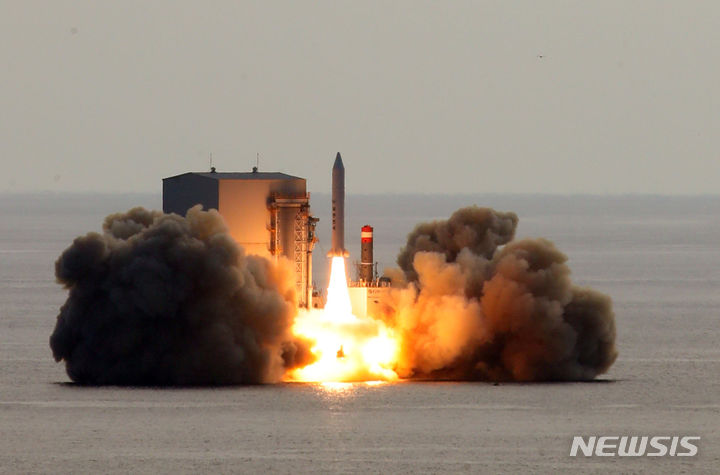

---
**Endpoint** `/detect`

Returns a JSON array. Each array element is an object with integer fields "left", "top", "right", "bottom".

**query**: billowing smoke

[
  {"left": 50, "top": 204, "right": 616, "bottom": 385},
  {"left": 382, "top": 206, "right": 617, "bottom": 381},
  {"left": 50, "top": 206, "right": 312, "bottom": 385}
]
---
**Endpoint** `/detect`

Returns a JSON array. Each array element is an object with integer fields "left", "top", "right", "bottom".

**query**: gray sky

[{"left": 1, "top": 1, "right": 719, "bottom": 194}]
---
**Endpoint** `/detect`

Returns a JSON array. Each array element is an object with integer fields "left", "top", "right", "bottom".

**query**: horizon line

[{"left": 2, "top": 190, "right": 720, "bottom": 198}]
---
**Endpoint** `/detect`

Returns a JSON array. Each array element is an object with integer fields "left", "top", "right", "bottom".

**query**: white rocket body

[{"left": 329, "top": 153, "right": 349, "bottom": 257}]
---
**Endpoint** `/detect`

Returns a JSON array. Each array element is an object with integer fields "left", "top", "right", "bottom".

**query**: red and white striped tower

[{"left": 360, "top": 225, "right": 374, "bottom": 282}]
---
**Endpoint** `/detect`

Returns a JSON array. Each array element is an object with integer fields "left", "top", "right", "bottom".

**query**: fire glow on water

[{"left": 288, "top": 257, "right": 399, "bottom": 383}]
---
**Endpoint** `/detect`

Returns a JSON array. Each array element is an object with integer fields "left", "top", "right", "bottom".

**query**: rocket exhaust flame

[
  {"left": 288, "top": 257, "right": 399, "bottom": 383},
  {"left": 324, "top": 256, "right": 353, "bottom": 319}
]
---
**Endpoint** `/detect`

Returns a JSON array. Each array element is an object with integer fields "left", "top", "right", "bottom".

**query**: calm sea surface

[{"left": 1, "top": 193, "right": 718, "bottom": 473}]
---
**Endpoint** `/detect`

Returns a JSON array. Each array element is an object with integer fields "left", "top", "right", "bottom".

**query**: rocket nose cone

[{"left": 333, "top": 153, "right": 344, "bottom": 169}]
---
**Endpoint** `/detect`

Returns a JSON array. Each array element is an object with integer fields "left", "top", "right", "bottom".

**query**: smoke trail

[
  {"left": 383, "top": 206, "right": 617, "bottom": 381},
  {"left": 50, "top": 206, "right": 312, "bottom": 385}
]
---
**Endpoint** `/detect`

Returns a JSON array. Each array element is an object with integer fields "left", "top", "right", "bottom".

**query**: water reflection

[{"left": 317, "top": 380, "right": 388, "bottom": 394}]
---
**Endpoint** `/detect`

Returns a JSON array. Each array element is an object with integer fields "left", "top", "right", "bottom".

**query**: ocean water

[{"left": 0, "top": 193, "right": 718, "bottom": 474}]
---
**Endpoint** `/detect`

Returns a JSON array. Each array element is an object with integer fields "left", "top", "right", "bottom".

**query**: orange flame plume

[{"left": 288, "top": 257, "right": 399, "bottom": 383}]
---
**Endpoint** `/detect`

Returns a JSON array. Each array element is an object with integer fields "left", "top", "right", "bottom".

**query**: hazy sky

[{"left": 1, "top": 1, "right": 719, "bottom": 194}]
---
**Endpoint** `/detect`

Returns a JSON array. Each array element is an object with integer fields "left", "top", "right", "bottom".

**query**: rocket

[{"left": 329, "top": 152, "right": 349, "bottom": 257}]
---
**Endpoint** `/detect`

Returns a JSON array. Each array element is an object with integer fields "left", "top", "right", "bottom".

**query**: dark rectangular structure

[{"left": 162, "top": 169, "right": 317, "bottom": 307}]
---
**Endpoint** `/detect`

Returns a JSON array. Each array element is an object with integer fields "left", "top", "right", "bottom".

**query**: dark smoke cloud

[
  {"left": 396, "top": 206, "right": 518, "bottom": 283},
  {"left": 383, "top": 206, "right": 617, "bottom": 382},
  {"left": 50, "top": 206, "right": 312, "bottom": 385}
]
